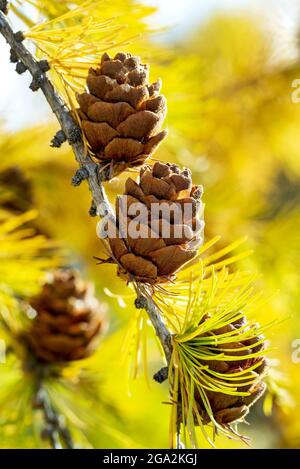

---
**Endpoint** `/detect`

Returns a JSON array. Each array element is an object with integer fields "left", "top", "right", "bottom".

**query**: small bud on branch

[
  {"left": 15, "top": 60, "right": 27, "bottom": 74},
  {"left": 29, "top": 72, "right": 43, "bottom": 91},
  {"left": 67, "top": 126, "right": 81, "bottom": 144},
  {"left": 38, "top": 59, "right": 50, "bottom": 73},
  {"left": 10, "top": 48, "right": 18, "bottom": 63},
  {"left": 72, "top": 167, "right": 89, "bottom": 187},
  {"left": 153, "top": 366, "right": 168, "bottom": 383},
  {"left": 14, "top": 30, "right": 24, "bottom": 42},
  {"left": 135, "top": 296, "right": 148, "bottom": 309},
  {"left": 89, "top": 200, "right": 97, "bottom": 217},
  {"left": 50, "top": 129, "right": 67, "bottom": 148}
]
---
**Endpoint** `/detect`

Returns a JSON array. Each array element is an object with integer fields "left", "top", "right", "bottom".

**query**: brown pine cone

[
  {"left": 107, "top": 161, "right": 204, "bottom": 284},
  {"left": 77, "top": 52, "right": 167, "bottom": 175},
  {"left": 194, "top": 315, "right": 267, "bottom": 426},
  {"left": 26, "top": 270, "right": 105, "bottom": 362}
]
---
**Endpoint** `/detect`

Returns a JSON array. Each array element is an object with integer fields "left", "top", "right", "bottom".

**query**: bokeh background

[{"left": 0, "top": 0, "right": 300, "bottom": 448}]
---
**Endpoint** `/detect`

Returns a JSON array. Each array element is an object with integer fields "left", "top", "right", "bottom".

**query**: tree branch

[
  {"left": 0, "top": 10, "right": 173, "bottom": 369},
  {"left": 135, "top": 292, "right": 172, "bottom": 365},
  {"left": 32, "top": 368, "right": 74, "bottom": 449}
]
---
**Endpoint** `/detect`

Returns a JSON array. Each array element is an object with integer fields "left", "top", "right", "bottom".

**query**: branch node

[
  {"left": 9, "top": 48, "right": 18, "bottom": 63},
  {"left": 32, "top": 389, "right": 44, "bottom": 409},
  {"left": 72, "top": 167, "right": 89, "bottom": 186},
  {"left": 135, "top": 296, "right": 148, "bottom": 309},
  {"left": 47, "top": 409, "right": 59, "bottom": 425},
  {"left": 0, "top": 0, "right": 8, "bottom": 14},
  {"left": 40, "top": 425, "right": 55, "bottom": 441},
  {"left": 89, "top": 200, "right": 97, "bottom": 217},
  {"left": 153, "top": 366, "right": 169, "bottom": 383},
  {"left": 68, "top": 126, "right": 81, "bottom": 144},
  {"left": 30, "top": 72, "right": 44, "bottom": 92},
  {"left": 14, "top": 30, "right": 24, "bottom": 42},
  {"left": 15, "top": 61, "right": 27, "bottom": 74},
  {"left": 97, "top": 164, "right": 112, "bottom": 182},
  {"left": 39, "top": 59, "right": 50, "bottom": 73},
  {"left": 50, "top": 129, "right": 67, "bottom": 148}
]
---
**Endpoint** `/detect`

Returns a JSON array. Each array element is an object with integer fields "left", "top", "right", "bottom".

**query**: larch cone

[
  {"left": 77, "top": 52, "right": 167, "bottom": 175},
  {"left": 107, "top": 161, "right": 204, "bottom": 285},
  {"left": 26, "top": 270, "right": 105, "bottom": 362}
]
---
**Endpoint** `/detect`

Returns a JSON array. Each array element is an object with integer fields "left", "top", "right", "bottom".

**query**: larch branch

[{"left": 0, "top": 9, "right": 173, "bottom": 368}]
